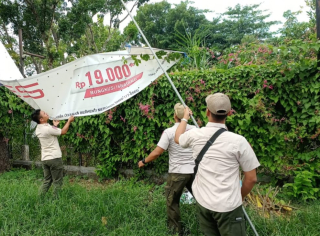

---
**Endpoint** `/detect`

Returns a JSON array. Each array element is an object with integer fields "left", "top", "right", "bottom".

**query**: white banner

[{"left": 0, "top": 43, "right": 179, "bottom": 119}]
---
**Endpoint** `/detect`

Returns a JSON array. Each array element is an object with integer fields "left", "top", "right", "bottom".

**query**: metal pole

[
  {"left": 316, "top": 0, "right": 320, "bottom": 67},
  {"left": 243, "top": 206, "right": 259, "bottom": 236},
  {"left": 120, "top": 0, "right": 198, "bottom": 127},
  {"left": 18, "top": 29, "right": 26, "bottom": 78}
]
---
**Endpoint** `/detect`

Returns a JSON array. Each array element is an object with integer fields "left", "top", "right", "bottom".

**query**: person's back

[
  {"left": 138, "top": 103, "right": 196, "bottom": 235},
  {"left": 180, "top": 124, "right": 258, "bottom": 212},
  {"left": 159, "top": 123, "right": 195, "bottom": 174},
  {"left": 175, "top": 93, "right": 260, "bottom": 236}
]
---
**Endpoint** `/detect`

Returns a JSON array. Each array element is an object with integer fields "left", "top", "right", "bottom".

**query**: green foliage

[
  {"left": 131, "top": 0, "right": 211, "bottom": 49},
  {"left": 284, "top": 170, "right": 320, "bottom": 201},
  {"left": 0, "top": 0, "right": 149, "bottom": 74},
  {"left": 1, "top": 169, "right": 320, "bottom": 235},
  {"left": 57, "top": 48, "right": 319, "bottom": 188},
  {"left": 75, "top": 16, "right": 123, "bottom": 57},
  {"left": 278, "top": 10, "right": 311, "bottom": 41},
  {"left": 1, "top": 42, "right": 320, "bottom": 192},
  {"left": 122, "top": 21, "right": 140, "bottom": 46},
  {"left": 175, "top": 28, "right": 215, "bottom": 69},
  {"left": 221, "top": 4, "right": 279, "bottom": 43},
  {"left": 215, "top": 40, "right": 320, "bottom": 68},
  {"left": 132, "top": 2, "right": 280, "bottom": 51},
  {"left": 0, "top": 87, "right": 32, "bottom": 145}
]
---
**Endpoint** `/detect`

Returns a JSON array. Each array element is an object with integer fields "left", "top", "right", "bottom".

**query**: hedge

[{"left": 1, "top": 57, "right": 320, "bottom": 198}]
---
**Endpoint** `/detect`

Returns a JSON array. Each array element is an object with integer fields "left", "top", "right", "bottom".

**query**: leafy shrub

[
  {"left": 284, "top": 170, "right": 320, "bottom": 201},
  {"left": 57, "top": 54, "right": 320, "bottom": 185},
  {"left": 1, "top": 45, "right": 319, "bottom": 201}
]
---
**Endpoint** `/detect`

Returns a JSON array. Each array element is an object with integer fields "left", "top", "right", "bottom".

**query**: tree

[
  {"left": 122, "top": 21, "right": 140, "bottom": 46},
  {"left": 166, "top": 0, "right": 210, "bottom": 49},
  {"left": 74, "top": 16, "right": 123, "bottom": 57},
  {"left": 0, "top": 133, "right": 10, "bottom": 173},
  {"left": 131, "top": 0, "right": 171, "bottom": 48},
  {"left": 0, "top": 0, "right": 65, "bottom": 72},
  {"left": 217, "top": 4, "right": 279, "bottom": 48},
  {"left": 278, "top": 10, "right": 310, "bottom": 41},
  {"left": 305, "top": 0, "right": 316, "bottom": 25},
  {"left": 131, "top": 0, "right": 211, "bottom": 49},
  {"left": 0, "top": 0, "right": 149, "bottom": 75}
]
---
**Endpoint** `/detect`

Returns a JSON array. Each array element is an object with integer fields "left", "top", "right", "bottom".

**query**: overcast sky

[{"left": 118, "top": 0, "right": 309, "bottom": 33}]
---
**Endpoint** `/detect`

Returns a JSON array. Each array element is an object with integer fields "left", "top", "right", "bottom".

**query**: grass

[{"left": 0, "top": 169, "right": 319, "bottom": 236}]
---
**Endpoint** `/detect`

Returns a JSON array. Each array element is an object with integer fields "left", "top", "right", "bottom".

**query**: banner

[
  {"left": 0, "top": 43, "right": 23, "bottom": 87},
  {"left": 0, "top": 43, "right": 179, "bottom": 119}
]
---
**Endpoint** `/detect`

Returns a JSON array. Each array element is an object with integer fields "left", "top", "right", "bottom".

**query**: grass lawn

[{"left": 0, "top": 169, "right": 319, "bottom": 236}]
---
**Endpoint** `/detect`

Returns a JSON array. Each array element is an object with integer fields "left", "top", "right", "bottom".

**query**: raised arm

[
  {"left": 174, "top": 106, "right": 192, "bottom": 144},
  {"left": 61, "top": 116, "right": 75, "bottom": 135}
]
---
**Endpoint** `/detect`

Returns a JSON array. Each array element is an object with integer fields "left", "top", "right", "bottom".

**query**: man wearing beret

[
  {"left": 138, "top": 103, "right": 196, "bottom": 235},
  {"left": 175, "top": 93, "right": 260, "bottom": 236}
]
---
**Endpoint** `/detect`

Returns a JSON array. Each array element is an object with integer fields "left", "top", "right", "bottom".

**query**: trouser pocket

[{"left": 230, "top": 218, "right": 246, "bottom": 236}]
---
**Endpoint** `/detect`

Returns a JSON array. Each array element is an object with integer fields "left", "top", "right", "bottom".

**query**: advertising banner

[{"left": 0, "top": 43, "right": 178, "bottom": 119}]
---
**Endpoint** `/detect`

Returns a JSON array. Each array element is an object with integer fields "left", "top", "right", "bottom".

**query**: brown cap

[
  {"left": 174, "top": 103, "right": 184, "bottom": 119},
  {"left": 206, "top": 93, "right": 231, "bottom": 115}
]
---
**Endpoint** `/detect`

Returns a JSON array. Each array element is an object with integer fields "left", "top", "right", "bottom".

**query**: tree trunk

[{"left": 0, "top": 134, "right": 10, "bottom": 173}]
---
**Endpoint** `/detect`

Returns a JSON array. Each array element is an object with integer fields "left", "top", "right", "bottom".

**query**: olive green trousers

[
  {"left": 165, "top": 173, "right": 193, "bottom": 234},
  {"left": 40, "top": 158, "right": 64, "bottom": 196},
  {"left": 197, "top": 203, "right": 246, "bottom": 236}
]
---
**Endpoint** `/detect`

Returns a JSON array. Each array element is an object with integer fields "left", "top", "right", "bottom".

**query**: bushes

[
  {"left": 0, "top": 87, "right": 35, "bottom": 163},
  {"left": 58, "top": 57, "right": 320, "bottom": 190},
  {"left": 1, "top": 55, "right": 319, "bottom": 199}
]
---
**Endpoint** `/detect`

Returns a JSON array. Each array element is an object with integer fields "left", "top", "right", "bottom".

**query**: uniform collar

[
  {"left": 206, "top": 122, "right": 227, "bottom": 129},
  {"left": 38, "top": 123, "right": 49, "bottom": 126}
]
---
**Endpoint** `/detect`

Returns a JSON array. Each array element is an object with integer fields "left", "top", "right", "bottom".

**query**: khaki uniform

[
  {"left": 35, "top": 123, "right": 63, "bottom": 195},
  {"left": 179, "top": 122, "right": 260, "bottom": 236},
  {"left": 157, "top": 123, "right": 195, "bottom": 233}
]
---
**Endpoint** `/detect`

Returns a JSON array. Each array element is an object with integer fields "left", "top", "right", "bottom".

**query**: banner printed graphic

[{"left": 0, "top": 43, "right": 179, "bottom": 119}]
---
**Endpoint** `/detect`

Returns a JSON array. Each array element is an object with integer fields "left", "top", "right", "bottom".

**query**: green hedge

[
  {"left": 1, "top": 58, "right": 320, "bottom": 198},
  {"left": 58, "top": 59, "right": 320, "bottom": 183}
]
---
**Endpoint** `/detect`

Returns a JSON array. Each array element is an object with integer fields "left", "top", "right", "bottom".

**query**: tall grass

[{"left": 0, "top": 169, "right": 319, "bottom": 236}]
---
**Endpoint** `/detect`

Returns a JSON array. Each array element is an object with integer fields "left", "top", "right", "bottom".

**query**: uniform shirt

[
  {"left": 179, "top": 122, "right": 260, "bottom": 212},
  {"left": 35, "top": 123, "right": 62, "bottom": 161},
  {"left": 157, "top": 123, "right": 196, "bottom": 174}
]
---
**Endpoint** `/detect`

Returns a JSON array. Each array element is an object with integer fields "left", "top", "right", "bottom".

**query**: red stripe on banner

[
  {"left": 4, "top": 85, "right": 13, "bottom": 88},
  {"left": 84, "top": 72, "right": 143, "bottom": 98}
]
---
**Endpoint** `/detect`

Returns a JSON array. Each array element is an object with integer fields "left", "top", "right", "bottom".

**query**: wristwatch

[
  {"left": 181, "top": 118, "right": 188, "bottom": 123},
  {"left": 142, "top": 159, "right": 146, "bottom": 164}
]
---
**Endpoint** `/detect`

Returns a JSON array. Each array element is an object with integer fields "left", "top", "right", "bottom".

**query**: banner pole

[
  {"left": 120, "top": 2, "right": 259, "bottom": 236},
  {"left": 120, "top": 0, "right": 199, "bottom": 128}
]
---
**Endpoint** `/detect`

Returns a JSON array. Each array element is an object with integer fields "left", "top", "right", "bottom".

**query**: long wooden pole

[{"left": 18, "top": 29, "right": 26, "bottom": 78}]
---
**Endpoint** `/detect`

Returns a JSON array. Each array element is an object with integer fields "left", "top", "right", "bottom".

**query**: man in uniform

[
  {"left": 31, "top": 109, "right": 74, "bottom": 196},
  {"left": 138, "top": 103, "right": 195, "bottom": 235},
  {"left": 174, "top": 93, "right": 260, "bottom": 236}
]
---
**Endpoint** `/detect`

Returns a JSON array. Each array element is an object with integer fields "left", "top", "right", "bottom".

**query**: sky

[{"left": 118, "top": 0, "right": 310, "bottom": 33}]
